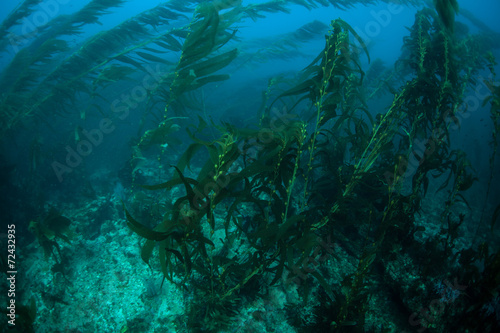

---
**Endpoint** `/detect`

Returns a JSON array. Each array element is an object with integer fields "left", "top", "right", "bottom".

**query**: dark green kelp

[{"left": 1, "top": 1, "right": 499, "bottom": 332}]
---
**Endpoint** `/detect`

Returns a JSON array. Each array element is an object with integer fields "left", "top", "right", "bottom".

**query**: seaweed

[
  {"left": 1, "top": 0, "right": 498, "bottom": 331},
  {"left": 0, "top": 296, "right": 37, "bottom": 333},
  {"left": 434, "top": 0, "right": 459, "bottom": 33},
  {"left": 28, "top": 207, "right": 74, "bottom": 261},
  {"left": 121, "top": 8, "right": 499, "bottom": 329}
]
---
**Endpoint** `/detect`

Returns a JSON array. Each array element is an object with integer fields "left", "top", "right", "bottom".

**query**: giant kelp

[
  {"left": 0, "top": 0, "right": 423, "bottom": 138},
  {"left": 122, "top": 6, "right": 500, "bottom": 333},
  {"left": 1, "top": 0, "right": 499, "bottom": 332},
  {"left": 122, "top": 6, "right": 498, "bottom": 331}
]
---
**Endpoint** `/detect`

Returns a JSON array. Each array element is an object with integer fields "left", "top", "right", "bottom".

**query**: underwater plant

[
  {"left": 1, "top": 0, "right": 499, "bottom": 332},
  {"left": 122, "top": 8, "right": 479, "bottom": 329},
  {"left": 28, "top": 207, "right": 73, "bottom": 261}
]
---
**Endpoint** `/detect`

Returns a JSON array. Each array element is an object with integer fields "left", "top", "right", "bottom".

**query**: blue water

[{"left": 1, "top": 1, "right": 500, "bottom": 332}]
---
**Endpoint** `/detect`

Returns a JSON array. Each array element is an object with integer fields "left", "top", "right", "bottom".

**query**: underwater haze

[{"left": 1, "top": 0, "right": 500, "bottom": 332}]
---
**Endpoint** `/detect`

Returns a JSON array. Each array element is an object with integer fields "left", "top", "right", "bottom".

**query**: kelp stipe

[{"left": 1, "top": 0, "right": 496, "bottom": 331}]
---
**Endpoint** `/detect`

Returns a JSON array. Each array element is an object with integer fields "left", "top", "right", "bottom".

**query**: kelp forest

[{"left": 0, "top": 0, "right": 500, "bottom": 332}]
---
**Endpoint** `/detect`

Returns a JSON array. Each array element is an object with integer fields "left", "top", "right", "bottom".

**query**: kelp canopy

[{"left": 1, "top": 0, "right": 500, "bottom": 332}]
